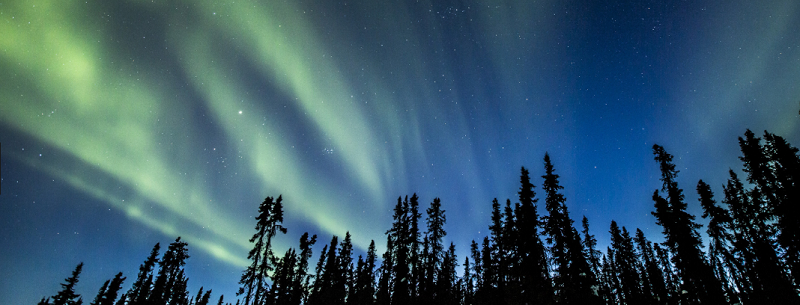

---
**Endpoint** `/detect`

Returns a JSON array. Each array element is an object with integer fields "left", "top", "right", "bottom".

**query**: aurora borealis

[{"left": 1, "top": 0, "right": 799, "bottom": 303}]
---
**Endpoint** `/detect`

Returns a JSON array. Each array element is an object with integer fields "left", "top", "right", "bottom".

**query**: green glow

[
  {"left": 1, "top": 0, "right": 413, "bottom": 262},
  {"left": 170, "top": 19, "right": 385, "bottom": 251},
  {"left": 1, "top": 1, "right": 251, "bottom": 265},
  {"left": 678, "top": 0, "right": 800, "bottom": 140}
]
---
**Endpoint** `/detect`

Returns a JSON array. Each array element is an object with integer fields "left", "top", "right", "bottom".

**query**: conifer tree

[
  {"left": 489, "top": 198, "right": 504, "bottom": 292},
  {"left": 293, "top": 233, "right": 317, "bottom": 305},
  {"left": 653, "top": 243, "right": 679, "bottom": 303},
  {"left": 762, "top": 131, "right": 800, "bottom": 281},
  {"left": 633, "top": 229, "right": 666, "bottom": 305},
  {"left": 336, "top": 232, "right": 354, "bottom": 304},
  {"left": 375, "top": 236, "right": 393, "bottom": 305},
  {"left": 426, "top": 197, "right": 447, "bottom": 295},
  {"left": 91, "top": 272, "right": 125, "bottom": 305},
  {"left": 609, "top": 222, "right": 643, "bottom": 305},
  {"left": 697, "top": 180, "right": 740, "bottom": 303},
  {"left": 239, "top": 196, "right": 287, "bottom": 305},
  {"left": 439, "top": 243, "right": 459, "bottom": 305},
  {"left": 541, "top": 154, "right": 596, "bottom": 304},
  {"left": 462, "top": 257, "right": 474, "bottom": 305},
  {"left": 409, "top": 195, "right": 422, "bottom": 303},
  {"left": 313, "top": 235, "right": 340, "bottom": 304},
  {"left": 469, "top": 240, "right": 482, "bottom": 303},
  {"left": 651, "top": 144, "right": 725, "bottom": 304},
  {"left": 272, "top": 248, "right": 297, "bottom": 305},
  {"left": 388, "top": 196, "right": 411, "bottom": 305},
  {"left": 309, "top": 243, "right": 329, "bottom": 305},
  {"left": 197, "top": 289, "right": 212, "bottom": 305},
  {"left": 51, "top": 262, "right": 84, "bottom": 305},
  {"left": 150, "top": 237, "right": 190, "bottom": 305},
  {"left": 352, "top": 240, "right": 377, "bottom": 305},
  {"left": 501, "top": 199, "right": 518, "bottom": 301},
  {"left": 723, "top": 169, "right": 798, "bottom": 303},
  {"left": 480, "top": 236, "right": 495, "bottom": 301},
  {"left": 91, "top": 280, "right": 109, "bottom": 305},
  {"left": 581, "top": 216, "right": 601, "bottom": 284},
  {"left": 516, "top": 167, "right": 553, "bottom": 304},
  {"left": 127, "top": 243, "right": 160, "bottom": 305}
]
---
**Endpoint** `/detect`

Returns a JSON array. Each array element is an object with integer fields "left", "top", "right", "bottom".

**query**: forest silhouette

[{"left": 38, "top": 129, "right": 800, "bottom": 305}]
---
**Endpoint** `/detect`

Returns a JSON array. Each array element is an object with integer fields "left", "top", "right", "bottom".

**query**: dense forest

[{"left": 38, "top": 129, "right": 800, "bottom": 305}]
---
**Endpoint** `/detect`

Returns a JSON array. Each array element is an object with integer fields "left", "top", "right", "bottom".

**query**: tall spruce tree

[
  {"left": 376, "top": 236, "right": 393, "bottom": 305},
  {"left": 501, "top": 199, "right": 518, "bottom": 302},
  {"left": 723, "top": 169, "right": 798, "bottom": 304},
  {"left": 762, "top": 131, "right": 800, "bottom": 282},
  {"left": 516, "top": 166, "right": 553, "bottom": 304},
  {"left": 389, "top": 196, "right": 411, "bottom": 305},
  {"left": 352, "top": 240, "right": 377, "bottom": 305},
  {"left": 581, "top": 216, "right": 602, "bottom": 287},
  {"left": 697, "top": 180, "right": 740, "bottom": 303},
  {"left": 91, "top": 272, "right": 125, "bottom": 305},
  {"left": 149, "top": 237, "right": 190, "bottom": 305},
  {"left": 293, "top": 233, "right": 317, "bottom": 305},
  {"left": 51, "top": 262, "right": 84, "bottom": 305},
  {"left": 634, "top": 229, "right": 666, "bottom": 305},
  {"left": 239, "top": 196, "right": 287, "bottom": 305},
  {"left": 609, "top": 222, "right": 643, "bottom": 305},
  {"left": 127, "top": 243, "right": 160, "bottom": 305},
  {"left": 409, "top": 195, "right": 422, "bottom": 303},
  {"left": 651, "top": 144, "right": 725, "bottom": 304},
  {"left": 336, "top": 232, "right": 354, "bottom": 304},
  {"left": 426, "top": 197, "right": 447, "bottom": 301},
  {"left": 541, "top": 154, "right": 596, "bottom": 304}
]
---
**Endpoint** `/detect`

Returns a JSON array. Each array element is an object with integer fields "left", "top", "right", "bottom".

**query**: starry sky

[{"left": 1, "top": 0, "right": 799, "bottom": 303}]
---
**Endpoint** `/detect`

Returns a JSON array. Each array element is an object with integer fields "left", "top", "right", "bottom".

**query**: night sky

[{"left": 2, "top": 0, "right": 799, "bottom": 303}]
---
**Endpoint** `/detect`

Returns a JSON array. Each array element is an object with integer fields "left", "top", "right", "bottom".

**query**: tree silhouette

[
  {"left": 633, "top": 229, "right": 666, "bottom": 305},
  {"left": 127, "top": 243, "right": 160, "bottom": 305},
  {"left": 516, "top": 166, "right": 553, "bottom": 304},
  {"left": 541, "top": 154, "right": 597, "bottom": 304},
  {"left": 50, "top": 262, "right": 84, "bottom": 305},
  {"left": 239, "top": 196, "right": 287, "bottom": 305},
  {"left": 697, "top": 179, "right": 740, "bottom": 303},
  {"left": 149, "top": 237, "right": 190, "bottom": 305},
  {"left": 651, "top": 144, "right": 726, "bottom": 304},
  {"left": 36, "top": 129, "right": 800, "bottom": 305},
  {"left": 90, "top": 272, "right": 125, "bottom": 305}
]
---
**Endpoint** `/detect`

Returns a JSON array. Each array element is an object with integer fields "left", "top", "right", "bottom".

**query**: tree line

[{"left": 39, "top": 129, "right": 799, "bottom": 304}]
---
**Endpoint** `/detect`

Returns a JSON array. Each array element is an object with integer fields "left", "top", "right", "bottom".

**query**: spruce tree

[
  {"left": 634, "top": 229, "right": 666, "bottom": 305},
  {"left": 293, "top": 233, "right": 317, "bottom": 305},
  {"left": 336, "top": 232, "right": 354, "bottom": 304},
  {"left": 91, "top": 280, "right": 109, "bottom": 305},
  {"left": 609, "top": 222, "right": 643, "bottom": 305},
  {"left": 516, "top": 167, "right": 553, "bottom": 304},
  {"left": 651, "top": 144, "right": 725, "bottom": 304},
  {"left": 581, "top": 216, "right": 601, "bottom": 285},
  {"left": 501, "top": 199, "right": 518, "bottom": 302},
  {"left": 127, "top": 243, "right": 160, "bottom": 305},
  {"left": 723, "top": 169, "right": 798, "bottom": 303},
  {"left": 762, "top": 131, "right": 800, "bottom": 281},
  {"left": 697, "top": 180, "right": 740, "bottom": 303},
  {"left": 239, "top": 196, "right": 287, "bottom": 305},
  {"left": 51, "top": 262, "right": 84, "bottom": 305},
  {"left": 309, "top": 243, "right": 329, "bottom": 305},
  {"left": 541, "top": 154, "right": 596, "bottom": 304},
  {"left": 91, "top": 272, "right": 125, "bottom": 305},
  {"left": 426, "top": 197, "right": 447, "bottom": 297},
  {"left": 375, "top": 236, "right": 393, "bottom": 305},
  {"left": 409, "top": 194, "right": 422, "bottom": 303},
  {"left": 150, "top": 237, "right": 190, "bottom": 305}
]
